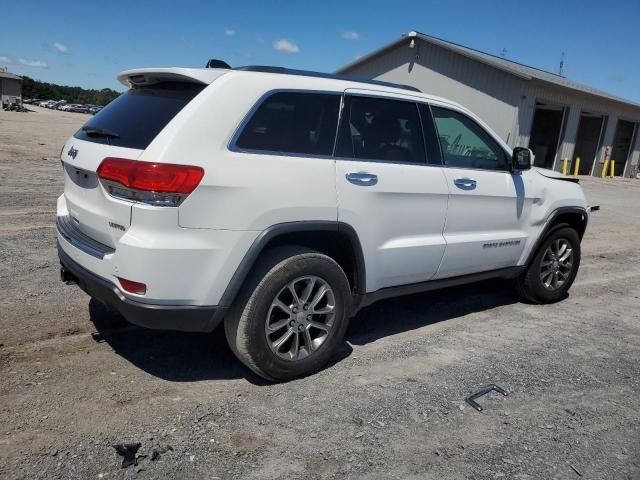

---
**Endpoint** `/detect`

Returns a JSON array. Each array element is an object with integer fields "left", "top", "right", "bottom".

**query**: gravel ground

[{"left": 1, "top": 107, "right": 639, "bottom": 480}]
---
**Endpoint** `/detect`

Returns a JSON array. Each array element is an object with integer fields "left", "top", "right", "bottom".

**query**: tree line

[{"left": 21, "top": 76, "right": 121, "bottom": 106}]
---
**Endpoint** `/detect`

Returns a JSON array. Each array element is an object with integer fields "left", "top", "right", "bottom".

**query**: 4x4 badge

[{"left": 68, "top": 147, "right": 78, "bottom": 159}]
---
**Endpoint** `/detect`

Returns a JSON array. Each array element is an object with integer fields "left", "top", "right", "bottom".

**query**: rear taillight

[{"left": 97, "top": 157, "right": 204, "bottom": 207}]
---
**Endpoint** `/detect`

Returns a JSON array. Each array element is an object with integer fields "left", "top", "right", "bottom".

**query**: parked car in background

[
  {"left": 70, "top": 105, "right": 90, "bottom": 113},
  {"left": 27, "top": 100, "right": 96, "bottom": 113}
]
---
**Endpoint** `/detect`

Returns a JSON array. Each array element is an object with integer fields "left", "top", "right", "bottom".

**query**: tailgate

[
  {"left": 61, "top": 139, "right": 143, "bottom": 248},
  {"left": 60, "top": 80, "right": 207, "bottom": 249}
]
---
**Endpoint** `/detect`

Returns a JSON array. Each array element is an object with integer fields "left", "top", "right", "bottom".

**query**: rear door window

[
  {"left": 234, "top": 91, "right": 341, "bottom": 156},
  {"left": 335, "top": 95, "right": 427, "bottom": 164},
  {"left": 74, "top": 82, "right": 204, "bottom": 150}
]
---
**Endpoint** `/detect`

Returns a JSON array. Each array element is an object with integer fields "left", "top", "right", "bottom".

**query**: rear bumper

[{"left": 58, "top": 244, "right": 225, "bottom": 332}]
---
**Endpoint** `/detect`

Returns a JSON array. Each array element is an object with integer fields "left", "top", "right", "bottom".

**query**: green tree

[{"left": 21, "top": 76, "right": 121, "bottom": 106}]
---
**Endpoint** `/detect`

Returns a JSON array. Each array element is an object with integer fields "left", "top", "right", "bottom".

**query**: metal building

[
  {"left": 0, "top": 69, "right": 23, "bottom": 105},
  {"left": 337, "top": 31, "right": 640, "bottom": 177}
]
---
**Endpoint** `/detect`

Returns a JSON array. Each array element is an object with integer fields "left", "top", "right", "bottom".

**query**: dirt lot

[{"left": 1, "top": 107, "right": 639, "bottom": 480}]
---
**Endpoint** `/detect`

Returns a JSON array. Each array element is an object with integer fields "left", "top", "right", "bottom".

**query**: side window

[
  {"left": 235, "top": 92, "right": 340, "bottom": 156},
  {"left": 431, "top": 106, "right": 508, "bottom": 170},
  {"left": 336, "top": 96, "right": 426, "bottom": 164}
]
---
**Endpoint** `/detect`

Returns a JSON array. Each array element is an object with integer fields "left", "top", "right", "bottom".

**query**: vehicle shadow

[
  {"left": 346, "top": 279, "right": 518, "bottom": 345},
  {"left": 88, "top": 299, "right": 352, "bottom": 385},
  {"left": 88, "top": 279, "right": 521, "bottom": 384},
  {"left": 88, "top": 300, "right": 258, "bottom": 383}
]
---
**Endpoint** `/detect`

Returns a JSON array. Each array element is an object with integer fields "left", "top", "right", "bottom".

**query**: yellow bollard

[
  {"left": 601, "top": 159, "right": 609, "bottom": 178},
  {"left": 610, "top": 160, "right": 615, "bottom": 178},
  {"left": 573, "top": 157, "right": 580, "bottom": 176},
  {"left": 562, "top": 157, "right": 568, "bottom": 176}
]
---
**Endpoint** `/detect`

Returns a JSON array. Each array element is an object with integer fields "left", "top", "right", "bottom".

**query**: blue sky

[{"left": 1, "top": 0, "right": 638, "bottom": 102}]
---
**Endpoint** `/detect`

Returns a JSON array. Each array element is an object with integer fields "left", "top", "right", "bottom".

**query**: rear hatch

[{"left": 61, "top": 81, "right": 206, "bottom": 248}]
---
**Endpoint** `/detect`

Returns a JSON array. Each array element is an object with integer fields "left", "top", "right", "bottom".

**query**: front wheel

[
  {"left": 515, "top": 226, "right": 581, "bottom": 304},
  {"left": 224, "top": 246, "right": 351, "bottom": 381}
]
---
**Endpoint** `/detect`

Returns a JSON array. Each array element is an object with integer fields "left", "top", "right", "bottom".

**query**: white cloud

[
  {"left": 0, "top": 56, "right": 12, "bottom": 63},
  {"left": 273, "top": 39, "right": 299, "bottom": 54},
  {"left": 53, "top": 42, "right": 68, "bottom": 53},
  {"left": 341, "top": 31, "right": 360, "bottom": 40},
  {"left": 224, "top": 28, "right": 236, "bottom": 36},
  {"left": 18, "top": 58, "right": 48, "bottom": 68}
]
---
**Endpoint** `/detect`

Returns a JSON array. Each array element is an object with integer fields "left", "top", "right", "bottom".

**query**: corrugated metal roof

[
  {"left": 338, "top": 31, "right": 640, "bottom": 109},
  {"left": 0, "top": 71, "right": 22, "bottom": 81}
]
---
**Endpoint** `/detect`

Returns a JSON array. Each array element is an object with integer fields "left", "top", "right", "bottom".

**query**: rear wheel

[
  {"left": 515, "top": 226, "right": 581, "bottom": 303},
  {"left": 224, "top": 246, "right": 351, "bottom": 381}
]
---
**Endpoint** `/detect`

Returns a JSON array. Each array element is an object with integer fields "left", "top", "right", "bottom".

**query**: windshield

[{"left": 74, "top": 82, "right": 205, "bottom": 149}]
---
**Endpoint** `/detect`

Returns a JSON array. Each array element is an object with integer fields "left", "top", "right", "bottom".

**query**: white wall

[
  {"left": 343, "top": 40, "right": 522, "bottom": 146},
  {"left": 342, "top": 38, "right": 640, "bottom": 176}
]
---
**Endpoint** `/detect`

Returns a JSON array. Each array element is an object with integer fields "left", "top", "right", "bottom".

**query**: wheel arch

[
  {"left": 525, "top": 206, "right": 588, "bottom": 266},
  {"left": 218, "top": 221, "right": 366, "bottom": 309}
]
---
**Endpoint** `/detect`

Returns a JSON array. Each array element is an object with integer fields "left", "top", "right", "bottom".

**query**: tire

[
  {"left": 224, "top": 246, "right": 351, "bottom": 382},
  {"left": 515, "top": 226, "right": 581, "bottom": 304}
]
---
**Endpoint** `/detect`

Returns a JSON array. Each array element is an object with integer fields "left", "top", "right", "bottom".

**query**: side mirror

[{"left": 512, "top": 147, "right": 532, "bottom": 171}]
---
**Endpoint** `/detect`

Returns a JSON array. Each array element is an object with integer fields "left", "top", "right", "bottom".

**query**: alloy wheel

[
  {"left": 264, "top": 276, "right": 336, "bottom": 361},
  {"left": 539, "top": 238, "right": 574, "bottom": 290}
]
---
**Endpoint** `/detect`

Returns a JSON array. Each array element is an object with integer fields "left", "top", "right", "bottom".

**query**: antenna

[
  {"left": 559, "top": 52, "right": 565, "bottom": 76},
  {"left": 205, "top": 59, "right": 231, "bottom": 69},
  {"left": 501, "top": 48, "right": 507, "bottom": 58}
]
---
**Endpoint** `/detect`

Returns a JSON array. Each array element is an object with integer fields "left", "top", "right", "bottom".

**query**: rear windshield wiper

[{"left": 82, "top": 126, "right": 120, "bottom": 141}]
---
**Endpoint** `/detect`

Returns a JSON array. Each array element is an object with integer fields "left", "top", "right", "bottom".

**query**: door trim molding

[{"left": 351, "top": 266, "right": 524, "bottom": 314}]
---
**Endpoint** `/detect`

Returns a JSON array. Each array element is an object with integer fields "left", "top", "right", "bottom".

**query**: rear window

[
  {"left": 234, "top": 92, "right": 341, "bottom": 156},
  {"left": 74, "top": 82, "right": 204, "bottom": 149}
]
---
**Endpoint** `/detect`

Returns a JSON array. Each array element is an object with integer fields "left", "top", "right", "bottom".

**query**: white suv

[{"left": 57, "top": 65, "right": 588, "bottom": 380}]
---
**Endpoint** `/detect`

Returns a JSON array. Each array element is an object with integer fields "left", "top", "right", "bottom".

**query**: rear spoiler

[{"left": 117, "top": 68, "right": 229, "bottom": 88}]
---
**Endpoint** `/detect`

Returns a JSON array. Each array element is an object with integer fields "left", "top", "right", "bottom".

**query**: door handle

[
  {"left": 346, "top": 172, "right": 378, "bottom": 186},
  {"left": 453, "top": 178, "right": 477, "bottom": 190}
]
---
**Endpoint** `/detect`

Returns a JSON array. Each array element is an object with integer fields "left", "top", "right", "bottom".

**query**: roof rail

[{"left": 234, "top": 65, "right": 421, "bottom": 93}]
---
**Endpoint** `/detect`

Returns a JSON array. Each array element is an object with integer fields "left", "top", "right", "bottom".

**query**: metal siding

[
  {"left": 520, "top": 81, "right": 640, "bottom": 175},
  {"left": 0, "top": 78, "right": 22, "bottom": 102},
  {"left": 344, "top": 41, "right": 521, "bottom": 146},
  {"left": 343, "top": 38, "right": 640, "bottom": 176},
  {"left": 596, "top": 114, "right": 617, "bottom": 176},
  {"left": 624, "top": 124, "right": 640, "bottom": 177},
  {"left": 406, "top": 31, "right": 640, "bottom": 108},
  {"left": 558, "top": 108, "right": 581, "bottom": 162}
]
